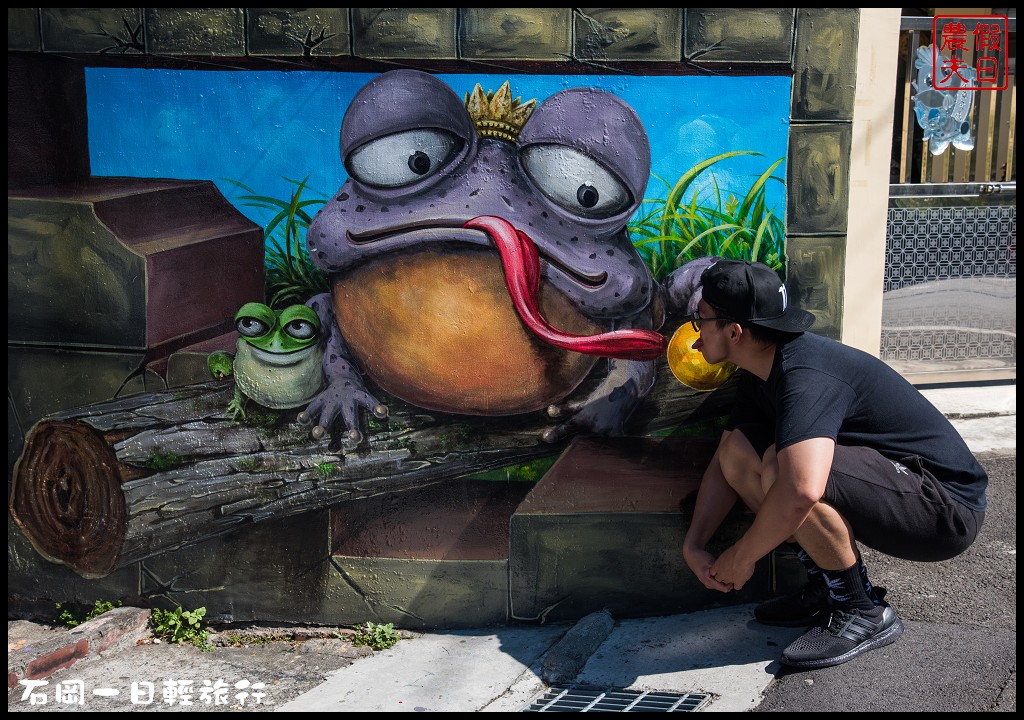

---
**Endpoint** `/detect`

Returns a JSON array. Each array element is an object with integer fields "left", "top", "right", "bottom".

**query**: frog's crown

[{"left": 464, "top": 81, "right": 536, "bottom": 142}]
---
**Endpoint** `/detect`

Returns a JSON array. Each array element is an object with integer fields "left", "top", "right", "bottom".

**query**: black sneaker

[
  {"left": 755, "top": 579, "right": 887, "bottom": 627},
  {"left": 780, "top": 602, "right": 905, "bottom": 669}
]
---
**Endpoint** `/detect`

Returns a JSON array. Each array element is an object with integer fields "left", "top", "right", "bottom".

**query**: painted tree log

[{"left": 9, "top": 360, "right": 731, "bottom": 579}]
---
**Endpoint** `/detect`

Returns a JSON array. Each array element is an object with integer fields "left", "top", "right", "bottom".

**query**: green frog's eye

[
  {"left": 236, "top": 317, "right": 270, "bottom": 338},
  {"left": 278, "top": 305, "right": 321, "bottom": 340},
  {"left": 346, "top": 129, "right": 464, "bottom": 188},
  {"left": 234, "top": 302, "right": 277, "bottom": 339},
  {"left": 284, "top": 319, "right": 317, "bottom": 340}
]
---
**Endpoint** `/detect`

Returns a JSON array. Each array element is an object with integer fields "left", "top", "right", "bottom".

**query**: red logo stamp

[{"left": 932, "top": 15, "right": 1009, "bottom": 90}]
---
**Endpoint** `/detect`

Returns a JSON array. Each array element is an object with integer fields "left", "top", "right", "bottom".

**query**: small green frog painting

[{"left": 209, "top": 302, "right": 325, "bottom": 422}]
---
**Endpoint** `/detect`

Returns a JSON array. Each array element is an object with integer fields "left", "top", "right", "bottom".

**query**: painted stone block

[
  {"left": 8, "top": 178, "right": 263, "bottom": 353},
  {"left": 792, "top": 8, "right": 860, "bottom": 121},
  {"left": 40, "top": 8, "right": 144, "bottom": 54},
  {"left": 8, "top": 56, "right": 90, "bottom": 187},
  {"left": 8, "top": 8, "right": 42, "bottom": 51},
  {"left": 786, "top": 123, "right": 852, "bottom": 235},
  {"left": 351, "top": 8, "right": 457, "bottom": 60},
  {"left": 460, "top": 8, "right": 572, "bottom": 60},
  {"left": 509, "top": 436, "right": 784, "bottom": 623},
  {"left": 8, "top": 346, "right": 161, "bottom": 435},
  {"left": 141, "top": 511, "right": 333, "bottom": 624},
  {"left": 144, "top": 8, "right": 246, "bottom": 56},
  {"left": 329, "top": 478, "right": 531, "bottom": 628},
  {"left": 326, "top": 557, "right": 510, "bottom": 630},
  {"left": 246, "top": 7, "right": 350, "bottom": 57},
  {"left": 786, "top": 235, "right": 847, "bottom": 340},
  {"left": 684, "top": 8, "right": 794, "bottom": 63},
  {"left": 574, "top": 8, "right": 682, "bottom": 61}
]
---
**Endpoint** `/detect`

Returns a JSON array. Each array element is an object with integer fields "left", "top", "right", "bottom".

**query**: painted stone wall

[{"left": 7, "top": 8, "right": 859, "bottom": 628}]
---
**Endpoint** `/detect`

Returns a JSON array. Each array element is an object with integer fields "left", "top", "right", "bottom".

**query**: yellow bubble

[{"left": 666, "top": 323, "right": 737, "bottom": 391}]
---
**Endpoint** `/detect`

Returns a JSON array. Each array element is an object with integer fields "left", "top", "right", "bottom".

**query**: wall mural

[
  {"left": 10, "top": 58, "right": 793, "bottom": 626},
  {"left": 85, "top": 67, "right": 789, "bottom": 431}
]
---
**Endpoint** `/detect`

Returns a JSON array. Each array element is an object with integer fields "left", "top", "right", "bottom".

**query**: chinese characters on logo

[
  {"left": 17, "top": 678, "right": 268, "bottom": 707},
  {"left": 933, "top": 15, "right": 1009, "bottom": 90}
]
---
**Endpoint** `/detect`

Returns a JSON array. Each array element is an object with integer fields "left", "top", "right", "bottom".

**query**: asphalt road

[{"left": 754, "top": 450, "right": 1016, "bottom": 713}]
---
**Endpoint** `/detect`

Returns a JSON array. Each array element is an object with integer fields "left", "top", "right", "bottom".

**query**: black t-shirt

[{"left": 725, "top": 332, "right": 988, "bottom": 511}]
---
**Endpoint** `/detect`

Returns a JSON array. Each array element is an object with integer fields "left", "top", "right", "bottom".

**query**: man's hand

[
  {"left": 709, "top": 545, "right": 755, "bottom": 590},
  {"left": 683, "top": 546, "right": 733, "bottom": 592}
]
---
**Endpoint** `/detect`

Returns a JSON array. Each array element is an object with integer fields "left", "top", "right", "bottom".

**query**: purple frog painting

[{"left": 299, "top": 69, "right": 706, "bottom": 448}]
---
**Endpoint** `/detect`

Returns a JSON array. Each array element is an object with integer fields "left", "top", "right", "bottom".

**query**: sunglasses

[{"left": 685, "top": 313, "right": 736, "bottom": 333}]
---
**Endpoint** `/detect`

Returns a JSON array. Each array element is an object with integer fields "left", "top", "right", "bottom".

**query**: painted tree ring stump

[{"left": 10, "top": 421, "right": 126, "bottom": 578}]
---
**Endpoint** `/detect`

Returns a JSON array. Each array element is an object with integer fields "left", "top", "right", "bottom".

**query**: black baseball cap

[{"left": 700, "top": 259, "right": 815, "bottom": 333}]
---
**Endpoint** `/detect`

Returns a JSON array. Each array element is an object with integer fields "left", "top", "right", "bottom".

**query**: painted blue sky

[{"left": 86, "top": 69, "right": 790, "bottom": 233}]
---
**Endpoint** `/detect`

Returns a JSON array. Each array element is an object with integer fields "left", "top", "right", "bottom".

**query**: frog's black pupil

[
  {"left": 577, "top": 184, "right": 599, "bottom": 208},
  {"left": 409, "top": 151, "right": 431, "bottom": 175}
]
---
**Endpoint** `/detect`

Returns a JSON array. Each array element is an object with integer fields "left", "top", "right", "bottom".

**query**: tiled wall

[{"left": 8, "top": 7, "right": 860, "bottom": 338}]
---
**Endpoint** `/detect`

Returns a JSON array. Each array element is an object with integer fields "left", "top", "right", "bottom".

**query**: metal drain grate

[{"left": 524, "top": 685, "right": 711, "bottom": 712}]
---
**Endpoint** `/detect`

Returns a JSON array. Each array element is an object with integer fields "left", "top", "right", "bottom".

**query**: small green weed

[
  {"left": 230, "top": 633, "right": 277, "bottom": 647},
  {"left": 315, "top": 461, "right": 340, "bottom": 478},
  {"left": 470, "top": 456, "right": 558, "bottom": 483},
  {"left": 242, "top": 407, "right": 281, "bottom": 429},
  {"left": 146, "top": 451, "right": 184, "bottom": 471},
  {"left": 151, "top": 606, "right": 213, "bottom": 652},
  {"left": 351, "top": 621, "right": 400, "bottom": 651},
  {"left": 54, "top": 599, "right": 122, "bottom": 628},
  {"left": 235, "top": 456, "right": 260, "bottom": 472}
]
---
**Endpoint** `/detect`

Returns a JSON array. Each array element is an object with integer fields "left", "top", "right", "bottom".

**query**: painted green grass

[
  {"left": 224, "top": 176, "right": 329, "bottom": 309},
  {"left": 628, "top": 151, "right": 786, "bottom": 282}
]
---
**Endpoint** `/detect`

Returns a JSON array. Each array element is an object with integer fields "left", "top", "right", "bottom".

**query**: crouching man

[{"left": 681, "top": 258, "right": 988, "bottom": 668}]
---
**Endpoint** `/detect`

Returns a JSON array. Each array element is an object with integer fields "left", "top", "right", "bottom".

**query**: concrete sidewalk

[
  {"left": 278, "top": 383, "right": 1016, "bottom": 713},
  {"left": 277, "top": 606, "right": 809, "bottom": 712}
]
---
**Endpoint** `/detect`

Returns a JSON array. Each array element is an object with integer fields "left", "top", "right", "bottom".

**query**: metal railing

[
  {"left": 892, "top": 15, "right": 1016, "bottom": 186},
  {"left": 883, "top": 14, "right": 1016, "bottom": 384}
]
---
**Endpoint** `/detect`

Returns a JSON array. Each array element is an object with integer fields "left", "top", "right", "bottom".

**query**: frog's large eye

[
  {"left": 283, "top": 319, "right": 317, "bottom": 341},
  {"left": 278, "top": 305, "right": 321, "bottom": 341},
  {"left": 234, "top": 302, "right": 276, "bottom": 338},
  {"left": 236, "top": 317, "right": 271, "bottom": 338},
  {"left": 346, "top": 129, "right": 464, "bottom": 188},
  {"left": 521, "top": 144, "right": 632, "bottom": 219}
]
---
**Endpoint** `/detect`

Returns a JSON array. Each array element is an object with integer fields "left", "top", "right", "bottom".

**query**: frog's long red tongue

[{"left": 464, "top": 215, "right": 667, "bottom": 361}]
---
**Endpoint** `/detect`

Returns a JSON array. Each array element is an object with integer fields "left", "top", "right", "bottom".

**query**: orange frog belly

[{"left": 332, "top": 248, "right": 602, "bottom": 415}]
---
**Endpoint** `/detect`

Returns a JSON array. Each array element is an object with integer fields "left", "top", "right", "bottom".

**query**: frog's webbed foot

[
  {"left": 541, "top": 398, "right": 624, "bottom": 444},
  {"left": 541, "top": 358, "right": 656, "bottom": 444},
  {"left": 226, "top": 389, "right": 247, "bottom": 422},
  {"left": 298, "top": 382, "right": 387, "bottom": 449}
]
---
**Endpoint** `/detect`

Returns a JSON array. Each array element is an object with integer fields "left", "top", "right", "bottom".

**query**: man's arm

[
  {"left": 682, "top": 431, "right": 741, "bottom": 592},
  {"left": 710, "top": 436, "right": 834, "bottom": 590}
]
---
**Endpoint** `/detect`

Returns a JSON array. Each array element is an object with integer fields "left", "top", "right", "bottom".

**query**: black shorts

[{"left": 733, "top": 423, "right": 985, "bottom": 562}]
